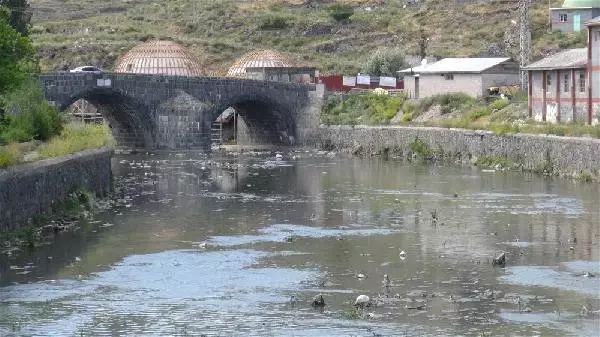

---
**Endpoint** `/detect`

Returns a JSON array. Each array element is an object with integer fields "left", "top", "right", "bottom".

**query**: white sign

[
  {"left": 342, "top": 76, "right": 356, "bottom": 86},
  {"left": 96, "top": 78, "right": 112, "bottom": 87},
  {"left": 356, "top": 75, "right": 370, "bottom": 85},
  {"left": 379, "top": 76, "right": 397, "bottom": 87}
]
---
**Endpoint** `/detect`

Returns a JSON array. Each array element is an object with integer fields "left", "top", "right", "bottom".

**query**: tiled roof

[
  {"left": 227, "top": 50, "right": 295, "bottom": 77},
  {"left": 522, "top": 48, "right": 587, "bottom": 70},
  {"left": 114, "top": 40, "right": 203, "bottom": 77},
  {"left": 586, "top": 16, "right": 600, "bottom": 26},
  {"left": 398, "top": 57, "right": 511, "bottom": 74}
]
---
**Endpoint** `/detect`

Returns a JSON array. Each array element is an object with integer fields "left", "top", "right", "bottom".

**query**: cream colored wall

[{"left": 418, "top": 73, "right": 483, "bottom": 98}]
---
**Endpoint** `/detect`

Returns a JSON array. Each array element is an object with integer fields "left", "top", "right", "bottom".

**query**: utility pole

[{"left": 519, "top": 0, "right": 532, "bottom": 91}]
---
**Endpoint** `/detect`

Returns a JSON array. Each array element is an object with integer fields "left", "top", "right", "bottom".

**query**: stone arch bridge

[{"left": 39, "top": 72, "right": 321, "bottom": 149}]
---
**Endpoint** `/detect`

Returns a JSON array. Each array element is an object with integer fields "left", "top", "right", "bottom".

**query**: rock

[
  {"left": 356, "top": 273, "right": 367, "bottom": 279},
  {"left": 311, "top": 294, "right": 325, "bottom": 307},
  {"left": 354, "top": 294, "right": 371, "bottom": 308},
  {"left": 493, "top": 252, "right": 506, "bottom": 266}
]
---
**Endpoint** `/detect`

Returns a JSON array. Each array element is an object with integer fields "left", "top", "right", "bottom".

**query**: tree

[
  {"left": 362, "top": 47, "right": 408, "bottom": 77},
  {"left": 0, "top": 0, "right": 32, "bottom": 36},
  {"left": 0, "top": 12, "right": 37, "bottom": 94}
]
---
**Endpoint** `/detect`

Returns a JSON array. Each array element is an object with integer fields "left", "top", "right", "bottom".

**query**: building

[
  {"left": 550, "top": 0, "right": 600, "bottom": 33},
  {"left": 226, "top": 49, "right": 315, "bottom": 83},
  {"left": 397, "top": 58, "right": 520, "bottom": 99},
  {"left": 523, "top": 17, "right": 599, "bottom": 124},
  {"left": 114, "top": 40, "right": 204, "bottom": 76}
]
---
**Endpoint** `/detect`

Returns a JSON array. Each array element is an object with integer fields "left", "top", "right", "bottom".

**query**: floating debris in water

[
  {"left": 311, "top": 294, "right": 326, "bottom": 307},
  {"left": 493, "top": 252, "right": 506, "bottom": 267}
]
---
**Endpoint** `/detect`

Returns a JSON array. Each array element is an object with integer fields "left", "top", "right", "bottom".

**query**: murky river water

[{"left": 1, "top": 151, "right": 599, "bottom": 336}]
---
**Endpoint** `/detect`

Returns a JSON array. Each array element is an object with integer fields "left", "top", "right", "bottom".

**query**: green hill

[{"left": 28, "top": 0, "right": 586, "bottom": 74}]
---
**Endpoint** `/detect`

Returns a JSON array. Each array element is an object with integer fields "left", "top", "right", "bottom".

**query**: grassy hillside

[{"left": 28, "top": 0, "right": 586, "bottom": 74}]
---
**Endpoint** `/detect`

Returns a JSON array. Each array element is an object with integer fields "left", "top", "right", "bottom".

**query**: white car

[{"left": 69, "top": 66, "right": 103, "bottom": 74}]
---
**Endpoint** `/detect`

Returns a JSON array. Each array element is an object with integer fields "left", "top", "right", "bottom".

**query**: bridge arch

[
  {"left": 60, "top": 88, "right": 156, "bottom": 148},
  {"left": 211, "top": 92, "right": 297, "bottom": 146}
]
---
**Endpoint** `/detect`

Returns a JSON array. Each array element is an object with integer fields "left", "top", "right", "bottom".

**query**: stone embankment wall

[
  {"left": 0, "top": 148, "right": 113, "bottom": 232},
  {"left": 315, "top": 125, "right": 600, "bottom": 180}
]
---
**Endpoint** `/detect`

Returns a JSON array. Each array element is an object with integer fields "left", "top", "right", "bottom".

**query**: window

[
  {"left": 546, "top": 73, "right": 552, "bottom": 87},
  {"left": 579, "top": 73, "right": 586, "bottom": 92},
  {"left": 596, "top": 31, "right": 600, "bottom": 42},
  {"left": 563, "top": 73, "right": 569, "bottom": 92},
  {"left": 559, "top": 14, "right": 568, "bottom": 22},
  {"left": 444, "top": 74, "right": 454, "bottom": 80}
]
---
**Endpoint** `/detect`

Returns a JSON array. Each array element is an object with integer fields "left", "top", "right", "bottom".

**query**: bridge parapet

[{"left": 39, "top": 72, "right": 321, "bottom": 150}]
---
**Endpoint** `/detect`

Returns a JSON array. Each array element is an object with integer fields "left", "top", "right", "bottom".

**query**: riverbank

[
  {"left": 315, "top": 125, "right": 600, "bottom": 182},
  {"left": 0, "top": 148, "right": 113, "bottom": 233}
]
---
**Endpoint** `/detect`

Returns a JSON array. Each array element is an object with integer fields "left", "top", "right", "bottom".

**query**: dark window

[
  {"left": 596, "top": 31, "right": 600, "bottom": 41},
  {"left": 579, "top": 73, "right": 586, "bottom": 92},
  {"left": 563, "top": 73, "right": 569, "bottom": 92},
  {"left": 445, "top": 74, "right": 454, "bottom": 80},
  {"left": 559, "top": 14, "right": 568, "bottom": 22},
  {"left": 546, "top": 73, "right": 552, "bottom": 87}
]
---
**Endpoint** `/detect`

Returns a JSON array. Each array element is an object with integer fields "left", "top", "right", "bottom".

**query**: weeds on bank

[
  {"left": 0, "top": 190, "right": 96, "bottom": 251},
  {"left": 0, "top": 143, "right": 22, "bottom": 168},
  {"left": 321, "top": 92, "right": 408, "bottom": 125},
  {"left": 475, "top": 155, "right": 517, "bottom": 171},
  {"left": 39, "top": 123, "right": 115, "bottom": 159}
]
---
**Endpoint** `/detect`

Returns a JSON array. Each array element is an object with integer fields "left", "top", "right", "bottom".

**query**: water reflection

[{"left": 0, "top": 152, "right": 599, "bottom": 336}]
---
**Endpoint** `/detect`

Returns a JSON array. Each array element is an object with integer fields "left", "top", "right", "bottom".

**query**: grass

[
  {"left": 0, "top": 123, "right": 115, "bottom": 169},
  {"left": 321, "top": 92, "right": 408, "bottom": 125},
  {"left": 39, "top": 123, "right": 115, "bottom": 159},
  {"left": 475, "top": 155, "right": 516, "bottom": 170},
  {"left": 0, "top": 143, "right": 22, "bottom": 168},
  {"left": 28, "top": 0, "right": 575, "bottom": 74}
]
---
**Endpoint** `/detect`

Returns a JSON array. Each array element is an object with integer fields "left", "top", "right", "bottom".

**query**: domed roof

[
  {"left": 227, "top": 49, "right": 295, "bottom": 77},
  {"left": 114, "top": 40, "right": 203, "bottom": 77},
  {"left": 563, "top": 0, "right": 599, "bottom": 8}
]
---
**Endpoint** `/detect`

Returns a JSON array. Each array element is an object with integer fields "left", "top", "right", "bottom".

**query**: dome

[
  {"left": 227, "top": 49, "right": 295, "bottom": 77},
  {"left": 563, "top": 0, "right": 599, "bottom": 8},
  {"left": 114, "top": 40, "right": 203, "bottom": 77}
]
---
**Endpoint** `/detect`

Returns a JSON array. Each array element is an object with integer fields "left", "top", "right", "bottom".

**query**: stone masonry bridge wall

[
  {"left": 39, "top": 73, "right": 320, "bottom": 150},
  {"left": 315, "top": 126, "right": 600, "bottom": 181}
]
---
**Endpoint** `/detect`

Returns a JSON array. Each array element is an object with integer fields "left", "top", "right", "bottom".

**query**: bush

[
  {"left": 413, "top": 93, "right": 475, "bottom": 118},
  {"left": 362, "top": 47, "right": 407, "bottom": 77},
  {"left": 259, "top": 14, "right": 291, "bottom": 30},
  {"left": 489, "top": 98, "right": 510, "bottom": 111},
  {"left": 0, "top": 79, "right": 63, "bottom": 144},
  {"left": 321, "top": 92, "right": 407, "bottom": 125},
  {"left": 0, "top": 143, "right": 21, "bottom": 168},
  {"left": 328, "top": 4, "right": 354, "bottom": 22},
  {"left": 466, "top": 105, "right": 492, "bottom": 121}
]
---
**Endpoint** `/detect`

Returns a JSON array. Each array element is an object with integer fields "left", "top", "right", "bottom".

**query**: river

[{"left": 0, "top": 151, "right": 599, "bottom": 336}]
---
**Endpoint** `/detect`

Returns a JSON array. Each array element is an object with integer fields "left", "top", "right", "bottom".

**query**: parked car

[{"left": 69, "top": 66, "right": 103, "bottom": 74}]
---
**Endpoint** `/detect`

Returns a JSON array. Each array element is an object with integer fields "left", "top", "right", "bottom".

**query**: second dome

[{"left": 227, "top": 50, "right": 295, "bottom": 77}]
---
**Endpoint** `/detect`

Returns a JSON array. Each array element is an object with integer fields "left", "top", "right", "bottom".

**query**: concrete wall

[
  {"left": 529, "top": 69, "right": 590, "bottom": 123},
  {"left": 0, "top": 148, "right": 113, "bottom": 232},
  {"left": 550, "top": 8, "right": 598, "bottom": 32},
  {"left": 316, "top": 125, "right": 600, "bottom": 180},
  {"left": 417, "top": 73, "right": 483, "bottom": 98}
]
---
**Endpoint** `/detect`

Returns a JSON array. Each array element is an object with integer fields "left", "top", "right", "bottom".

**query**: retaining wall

[
  {"left": 316, "top": 125, "right": 600, "bottom": 180},
  {"left": 0, "top": 148, "right": 113, "bottom": 232}
]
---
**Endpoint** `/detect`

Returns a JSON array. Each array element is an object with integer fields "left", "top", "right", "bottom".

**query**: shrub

[
  {"left": 321, "top": 92, "right": 407, "bottom": 125},
  {"left": 0, "top": 79, "right": 64, "bottom": 144},
  {"left": 259, "top": 14, "right": 291, "bottom": 30},
  {"left": 409, "top": 138, "right": 433, "bottom": 159},
  {"left": 466, "top": 105, "right": 492, "bottom": 121},
  {"left": 489, "top": 98, "right": 510, "bottom": 111},
  {"left": 0, "top": 143, "right": 21, "bottom": 168},
  {"left": 328, "top": 4, "right": 354, "bottom": 22},
  {"left": 362, "top": 47, "right": 407, "bottom": 77}
]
